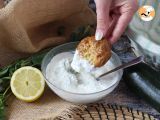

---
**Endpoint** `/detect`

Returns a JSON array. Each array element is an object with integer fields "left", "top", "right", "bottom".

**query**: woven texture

[
  {"left": 6, "top": 87, "right": 77, "bottom": 120},
  {"left": 1, "top": 0, "right": 159, "bottom": 119},
  {"left": 6, "top": 37, "right": 159, "bottom": 120},
  {"left": 55, "top": 103, "right": 156, "bottom": 120},
  {"left": 0, "top": 0, "right": 96, "bottom": 119},
  {"left": 0, "top": 0, "right": 96, "bottom": 66}
]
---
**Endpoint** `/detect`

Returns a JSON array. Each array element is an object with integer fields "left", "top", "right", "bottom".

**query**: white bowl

[{"left": 41, "top": 42, "right": 123, "bottom": 104}]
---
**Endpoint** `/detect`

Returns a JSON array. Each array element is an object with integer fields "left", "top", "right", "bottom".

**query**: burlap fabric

[
  {"left": 0, "top": 0, "right": 96, "bottom": 119},
  {"left": 0, "top": 0, "right": 96, "bottom": 66},
  {"left": 7, "top": 87, "right": 86, "bottom": 120}
]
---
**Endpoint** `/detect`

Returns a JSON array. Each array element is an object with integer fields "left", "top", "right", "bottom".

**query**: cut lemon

[{"left": 10, "top": 66, "right": 45, "bottom": 102}]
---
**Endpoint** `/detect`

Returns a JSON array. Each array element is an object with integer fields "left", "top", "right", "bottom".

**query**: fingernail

[{"left": 95, "top": 31, "right": 103, "bottom": 41}]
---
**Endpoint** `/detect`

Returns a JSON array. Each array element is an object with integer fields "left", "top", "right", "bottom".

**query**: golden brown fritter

[{"left": 77, "top": 36, "right": 111, "bottom": 67}]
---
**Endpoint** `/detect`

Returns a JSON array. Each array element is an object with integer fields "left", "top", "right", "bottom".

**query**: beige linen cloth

[{"left": 0, "top": 0, "right": 96, "bottom": 119}]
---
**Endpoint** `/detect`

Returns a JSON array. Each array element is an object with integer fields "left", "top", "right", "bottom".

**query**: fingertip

[
  {"left": 95, "top": 30, "right": 104, "bottom": 41},
  {"left": 96, "top": 18, "right": 109, "bottom": 37},
  {"left": 96, "top": 11, "right": 110, "bottom": 40},
  {"left": 108, "top": 36, "right": 118, "bottom": 44}
]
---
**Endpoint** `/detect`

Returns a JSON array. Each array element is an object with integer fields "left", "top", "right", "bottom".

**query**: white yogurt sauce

[
  {"left": 46, "top": 52, "right": 119, "bottom": 94},
  {"left": 71, "top": 50, "right": 94, "bottom": 73}
]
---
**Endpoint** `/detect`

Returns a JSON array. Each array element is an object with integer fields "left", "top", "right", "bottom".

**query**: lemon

[{"left": 10, "top": 66, "right": 45, "bottom": 102}]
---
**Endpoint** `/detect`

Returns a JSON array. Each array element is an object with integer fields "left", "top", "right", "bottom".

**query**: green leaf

[
  {"left": 0, "top": 95, "right": 5, "bottom": 120},
  {"left": 0, "top": 66, "right": 11, "bottom": 78},
  {"left": 31, "top": 49, "right": 50, "bottom": 66},
  {"left": 0, "top": 77, "right": 10, "bottom": 93},
  {"left": 8, "top": 66, "right": 15, "bottom": 77},
  {"left": 20, "top": 60, "right": 31, "bottom": 67},
  {"left": 14, "top": 62, "right": 22, "bottom": 71}
]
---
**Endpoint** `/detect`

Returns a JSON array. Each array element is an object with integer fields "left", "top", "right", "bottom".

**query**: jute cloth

[
  {"left": 7, "top": 87, "right": 86, "bottom": 120},
  {"left": 0, "top": 0, "right": 96, "bottom": 119},
  {"left": 0, "top": 0, "right": 96, "bottom": 66}
]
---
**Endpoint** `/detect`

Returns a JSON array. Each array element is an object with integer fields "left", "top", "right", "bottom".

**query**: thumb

[{"left": 95, "top": 0, "right": 110, "bottom": 40}]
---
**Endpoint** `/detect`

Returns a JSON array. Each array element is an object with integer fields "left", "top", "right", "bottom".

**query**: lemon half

[{"left": 11, "top": 66, "right": 45, "bottom": 102}]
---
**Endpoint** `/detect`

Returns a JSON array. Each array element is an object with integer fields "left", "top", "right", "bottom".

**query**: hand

[{"left": 95, "top": 0, "right": 138, "bottom": 44}]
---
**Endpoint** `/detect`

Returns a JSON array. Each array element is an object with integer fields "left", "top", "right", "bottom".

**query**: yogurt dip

[
  {"left": 46, "top": 52, "right": 120, "bottom": 94},
  {"left": 71, "top": 50, "right": 94, "bottom": 73}
]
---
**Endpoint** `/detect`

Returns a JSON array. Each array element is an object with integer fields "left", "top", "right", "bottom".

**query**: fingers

[
  {"left": 94, "top": 0, "right": 138, "bottom": 43},
  {"left": 94, "top": 0, "right": 111, "bottom": 40},
  {"left": 109, "top": 1, "right": 138, "bottom": 44},
  {"left": 109, "top": 12, "right": 133, "bottom": 44},
  {"left": 105, "top": 14, "right": 119, "bottom": 39}
]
